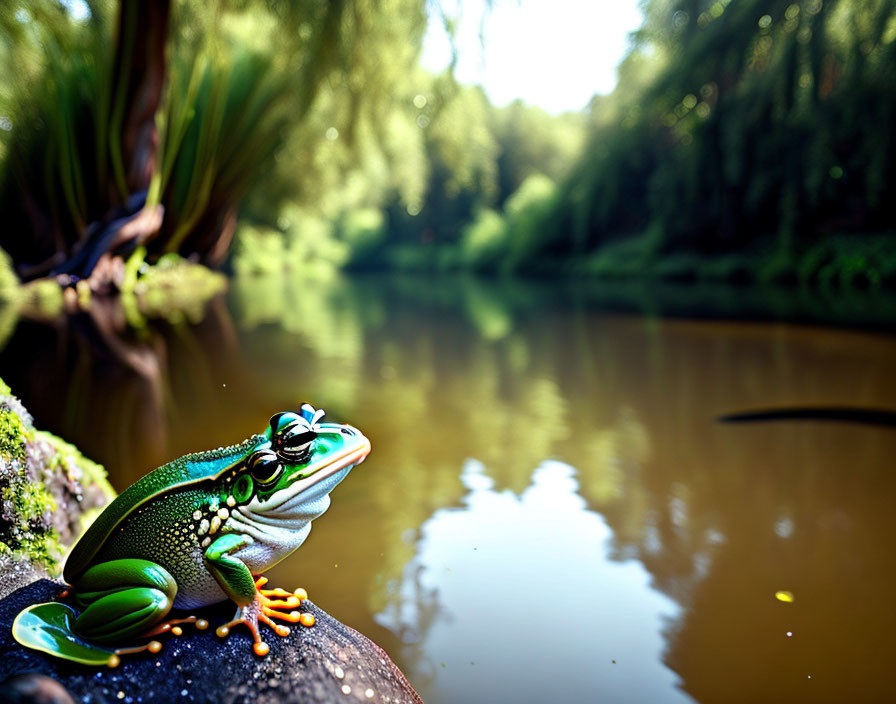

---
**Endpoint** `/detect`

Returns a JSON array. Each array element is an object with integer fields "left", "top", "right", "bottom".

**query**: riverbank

[
  {"left": 229, "top": 269, "right": 896, "bottom": 336},
  {"left": 331, "top": 230, "right": 896, "bottom": 290}
]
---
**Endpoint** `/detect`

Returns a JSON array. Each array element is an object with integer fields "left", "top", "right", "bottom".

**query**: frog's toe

[
  {"left": 141, "top": 614, "right": 208, "bottom": 638},
  {"left": 262, "top": 605, "right": 302, "bottom": 624},
  {"left": 254, "top": 575, "right": 307, "bottom": 602},
  {"left": 253, "top": 575, "right": 308, "bottom": 619},
  {"left": 259, "top": 611, "right": 291, "bottom": 637}
]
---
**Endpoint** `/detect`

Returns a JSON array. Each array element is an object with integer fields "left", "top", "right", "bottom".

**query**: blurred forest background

[{"left": 0, "top": 0, "right": 894, "bottom": 297}]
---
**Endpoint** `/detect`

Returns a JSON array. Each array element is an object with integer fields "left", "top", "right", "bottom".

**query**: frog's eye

[
  {"left": 233, "top": 474, "right": 254, "bottom": 503},
  {"left": 275, "top": 421, "right": 317, "bottom": 463},
  {"left": 248, "top": 449, "right": 282, "bottom": 485}
]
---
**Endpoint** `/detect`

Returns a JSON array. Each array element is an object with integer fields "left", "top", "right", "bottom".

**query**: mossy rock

[
  {"left": 0, "top": 378, "right": 114, "bottom": 593},
  {"left": 127, "top": 251, "right": 228, "bottom": 326}
]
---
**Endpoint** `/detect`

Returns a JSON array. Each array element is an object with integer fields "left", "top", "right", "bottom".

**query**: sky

[
  {"left": 61, "top": 0, "right": 643, "bottom": 115},
  {"left": 420, "top": 0, "right": 644, "bottom": 114}
]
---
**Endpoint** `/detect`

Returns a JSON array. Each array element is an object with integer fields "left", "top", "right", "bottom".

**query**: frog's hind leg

[
  {"left": 13, "top": 602, "right": 119, "bottom": 666},
  {"left": 71, "top": 559, "right": 177, "bottom": 645},
  {"left": 14, "top": 560, "right": 180, "bottom": 667}
]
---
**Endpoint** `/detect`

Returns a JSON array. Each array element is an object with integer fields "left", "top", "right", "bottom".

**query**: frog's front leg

[
  {"left": 205, "top": 533, "right": 305, "bottom": 656},
  {"left": 70, "top": 559, "right": 177, "bottom": 645}
]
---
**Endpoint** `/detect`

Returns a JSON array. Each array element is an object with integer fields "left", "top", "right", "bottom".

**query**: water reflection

[
  {"left": 1, "top": 274, "right": 896, "bottom": 702},
  {"left": 0, "top": 295, "right": 249, "bottom": 484},
  {"left": 377, "top": 458, "right": 692, "bottom": 704}
]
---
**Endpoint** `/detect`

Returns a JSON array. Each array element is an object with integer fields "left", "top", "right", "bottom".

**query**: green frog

[{"left": 12, "top": 404, "right": 370, "bottom": 666}]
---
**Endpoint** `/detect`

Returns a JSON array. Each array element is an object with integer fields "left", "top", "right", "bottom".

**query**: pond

[{"left": 2, "top": 274, "right": 896, "bottom": 703}]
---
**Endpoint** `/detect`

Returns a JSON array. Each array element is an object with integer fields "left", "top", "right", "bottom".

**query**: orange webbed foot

[{"left": 215, "top": 576, "right": 312, "bottom": 656}]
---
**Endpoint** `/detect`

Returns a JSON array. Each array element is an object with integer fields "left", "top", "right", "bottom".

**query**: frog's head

[{"left": 225, "top": 404, "right": 369, "bottom": 548}]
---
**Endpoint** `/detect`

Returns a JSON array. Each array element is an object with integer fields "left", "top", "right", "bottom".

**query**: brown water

[{"left": 2, "top": 275, "right": 896, "bottom": 703}]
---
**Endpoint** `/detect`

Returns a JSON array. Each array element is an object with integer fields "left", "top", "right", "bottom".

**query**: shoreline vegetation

[
  {"left": 228, "top": 272, "right": 896, "bottom": 340},
  {"left": 227, "top": 0, "right": 896, "bottom": 292},
  {"left": 1, "top": 0, "right": 894, "bottom": 321},
  {"left": 238, "top": 219, "right": 896, "bottom": 292}
]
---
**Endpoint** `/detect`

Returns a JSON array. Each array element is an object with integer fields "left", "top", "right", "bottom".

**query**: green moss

[
  {"left": 0, "top": 402, "right": 58, "bottom": 565},
  {"left": 2, "top": 481, "right": 56, "bottom": 527},
  {"left": 0, "top": 394, "right": 61, "bottom": 566},
  {"left": 0, "top": 398, "right": 27, "bottom": 465},
  {"left": 0, "top": 378, "right": 113, "bottom": 569},
  {"left": 17, "top": 278, "right": 64, "bottom": 320},
  {"left": 11, "top": 249, "right": 224, "bottom": 331},
  {"left": 36, "top": 430, "right": 113, "bottom": 499},
  {"left": 129, "top": 254, "right": 227, "bottom": 327}
]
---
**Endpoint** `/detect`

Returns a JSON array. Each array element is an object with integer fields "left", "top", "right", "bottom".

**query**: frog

[{"left": 12, "top": 404, "right": 370, "bottom": 666}]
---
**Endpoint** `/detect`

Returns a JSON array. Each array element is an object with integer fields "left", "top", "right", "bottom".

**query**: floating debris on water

[{"left": 775, "top": 590, "right": 795, "bottom": 603}]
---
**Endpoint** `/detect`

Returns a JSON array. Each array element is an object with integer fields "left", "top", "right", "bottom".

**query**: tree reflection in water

[
  {"left": 376, "top": 458, "right": 693, "bottom": 704},
  {"left": 0, "top": 294, "right": 247, "bottom": 485}
]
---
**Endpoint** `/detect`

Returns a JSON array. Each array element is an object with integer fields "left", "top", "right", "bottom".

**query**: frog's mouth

[{"left": 255, "top": 426, "right": 370, "bottom": 513}]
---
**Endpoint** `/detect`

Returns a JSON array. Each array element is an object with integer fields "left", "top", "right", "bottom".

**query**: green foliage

[
  {"left": 20, "top": 279, "right": 64, "bottom": 318},
  {"left": 320, "top": 0, "right": 896, "bottom": 287},
  {"left": 363, "top": 84, "right": 586, "bottom": 272},
  {"left": 340, "top": 209, "right": 387, "bottom": 253},
  {"left": 584, "top": 234, "right": 660, "bottom": 279},
  {"left": 339, "top": 208, "right": 388, "bottom": 268},
  {"left": 500, "top": 174, "right": 559, "bottom": 270},
  {"left": 547, "top": 0, "right": 896, "bottom": 278},
  {"left": 454, "top": 175, "right": 564, "bottom": 273},
  {"left": 492, "top": 103, "right": 585, "bottom": 207},
  {"left": 3, "top": 0, "right": 893, "bottom": 290},
  {"left": 233, "top": 207, "right": 349, "bottom": 278},
  {"left": 460, "top": 209, "right": 506, "bottom": 270},
  {"left": 233, "top": 228, "right": 289, "bottom": 278},
  {"left": 0, "top": 5, "right": 113, "bottom": 266},
  {"left": 0, "top": 247, "right": 19, "bottom": 302},
  {"left": 0, "top": 0, "right": 431, "bottom": 272},
  {"left": 797, "top": 233, "right": 896, "bottom": 288},
  {"left": 153, "top": 49, "right": 292, "bottom": 259}
]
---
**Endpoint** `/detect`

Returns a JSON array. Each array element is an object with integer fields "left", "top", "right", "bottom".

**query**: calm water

[{"left": 2, "top": 275, "right": 896, "bottom": 703}]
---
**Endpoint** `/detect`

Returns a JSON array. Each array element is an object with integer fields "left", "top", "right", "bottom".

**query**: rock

[
  {"left": 0, "top": 379, "right": 114, "bottom": 595},
  {"left": 0, "top": 672, "right": 76, "bottom": 704},
  {"left": 0, "top": 579, "right": 422, "bottom": 704}
]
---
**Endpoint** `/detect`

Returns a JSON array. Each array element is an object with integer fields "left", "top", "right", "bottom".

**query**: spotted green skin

[
  {"left": 62, "top": 434, "right": 267, "bottom": 628},
  {"left": 63, "top": 435, "right": 262, "bottom": 587},
  {"left": 21, "top": 412, "right": 369, "bottom": 656}
]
